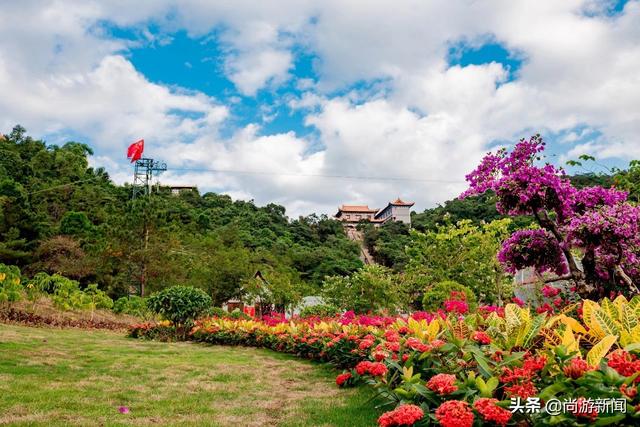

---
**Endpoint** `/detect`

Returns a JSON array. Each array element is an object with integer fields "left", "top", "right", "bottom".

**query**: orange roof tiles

[
  {"left": 390, "top": 198, "right": 414, "bottom": 206},
  {"left": 338, "top": 205, "right": 378, "bottom": 213}
]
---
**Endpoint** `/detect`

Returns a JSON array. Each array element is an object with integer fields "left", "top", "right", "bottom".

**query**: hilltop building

[
  {"left": 158, "top": 184, "right": 197, "bottom": 195},
  {"left": 335, "top": 198, "right": 415, "bottom": 227}
]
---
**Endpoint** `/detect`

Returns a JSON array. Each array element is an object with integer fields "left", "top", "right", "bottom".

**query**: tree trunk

[
  {"left": 141, "top": 220, "right": 149, "bottom": 297},
  {"left": 615, "top": 265, "right": 640, "bottom": 295},
  {"left": 533, "top": 209, "right": 594, "bottom": 298}
]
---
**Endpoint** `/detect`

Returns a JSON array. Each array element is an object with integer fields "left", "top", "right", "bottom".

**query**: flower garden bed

[{"left": 130, "top": 298, "right": 640, "bottom": 426}]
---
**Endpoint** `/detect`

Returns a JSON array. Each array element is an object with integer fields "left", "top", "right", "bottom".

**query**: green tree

[
  {"left": 243, "top": 267, "right": 305, "bottom": 313},
  {"left": 405, "top": 219, "right": 513, "bottom": 306},
  {"left": 422, "top": 280, "right": 477, "bottom": 312},
  {"left": 362, "top": 221, "right": 411, "bottom": 270},
  {"left": 59, "top": 211, "right": 93, "bottom": 236},
  {"left": 613, "top": 160, "right": 640, "bottom": 204},
  {"left": 322, "top": 265, "right": 407, "bottom": 314}
]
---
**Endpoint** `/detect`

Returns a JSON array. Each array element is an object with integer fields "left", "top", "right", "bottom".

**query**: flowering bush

[
  {"left": 422, "top": 281, "right": 477, "bottom": 313},
  {"left": 427, "top": 373, "right": 458, "bottom": 395},
  {"left": 473, "top": 398, "right": 512, "bottom": 426},
  {"left": 435, "top": 400, "right": 474, "bottom": 427},
  {"left": 497, "top": 229, "right": 568, "bottom": 276},
  {"left": 378, "top": 404, "right": 424, "bottom": 427},
  {"left": 462, "top": 135, "right": 640, "bottom": 298}
]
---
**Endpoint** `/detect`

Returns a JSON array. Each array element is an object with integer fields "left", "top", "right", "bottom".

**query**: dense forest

[
  {"left": 0, "top": 126, "right": 363, "bottom": 304},
  {"left": 2, "top": 126, "right": 636, "bottom": 308}
]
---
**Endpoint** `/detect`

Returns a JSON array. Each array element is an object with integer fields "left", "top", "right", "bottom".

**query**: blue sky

[
  {"left": 0, "top": 1, "right": 638, "bottom": 216},
  {"left": 119, "top": 27, "right": 321, "bottom": 142}
]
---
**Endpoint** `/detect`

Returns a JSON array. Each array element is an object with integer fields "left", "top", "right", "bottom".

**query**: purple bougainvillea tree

[{"left": 461, "top": 134, "right": 640, "bottom": 299}]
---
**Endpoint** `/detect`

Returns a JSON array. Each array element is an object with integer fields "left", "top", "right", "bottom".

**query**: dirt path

[{"left": 345, "top": 228, "right": 375, "bottom": 265}]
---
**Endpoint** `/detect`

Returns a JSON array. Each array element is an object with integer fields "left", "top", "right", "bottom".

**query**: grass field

[{"left": 0, "top": 324, "right": 383, "bottom": 426}]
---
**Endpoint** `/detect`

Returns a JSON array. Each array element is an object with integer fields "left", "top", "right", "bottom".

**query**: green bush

[
  {"left": 59, "top": 211, "right": 93, "bottom": 236},
  {"left": 50, "top": 276, "right": 85, "bottom": 310},
  {"left": 146, "top": 286, "right": 212, "bottom": 328},
  {"left": 322, "top": 265, "right": 407, "bottom": 314},
  {"left": 204, "top": 307, "right": 228, "bottom": 318},
  {"left": 422, "top": 280, "right": 477, "bottom": 312},
  {"left": 113, "top": 295, "right": 149, "bottom": 318},
  {"left": 46, "top": 274, "right": 113, "bottom": 315},
  {"left": 229, "top": 308, "right": 251, "bottom": 320},
  {"left": 201, "top": 306, "right": 251, "bottom": 319},
  {"left": 0, "top": 264, "right": 22, "bottom": 304},
  {"left": 31, "top": 272, "right": 57, "bottom": 294},
  {"left": 299, "top": 303, "right": 340, "bottom": 318},
  {"left": 84, "top": 284, "right": 113, "bottom": 309}
]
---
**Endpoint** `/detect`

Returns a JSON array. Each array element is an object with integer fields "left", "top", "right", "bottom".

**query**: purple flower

[
  {"left": 118, "top": 406, "right": 130, "bottom": 414},
  {"left": 497, "top": 229, "right": 568, "bottom": 276},
  {"left": 461, "top": 135, "right": 640, "bottom": 294}
]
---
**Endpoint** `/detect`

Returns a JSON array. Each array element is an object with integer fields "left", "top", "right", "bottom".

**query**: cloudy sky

[{"left": 1, "top": 0, "right": 639, "bottom": 217}]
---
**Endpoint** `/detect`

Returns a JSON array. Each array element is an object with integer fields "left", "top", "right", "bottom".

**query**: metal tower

[{"left": 132, "top": 158, "right": 167, "bottom": 199}]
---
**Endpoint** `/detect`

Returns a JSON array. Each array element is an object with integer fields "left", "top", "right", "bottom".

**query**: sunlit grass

[{"left": 0, "top": 324, "right": 381, "bottom": 426}]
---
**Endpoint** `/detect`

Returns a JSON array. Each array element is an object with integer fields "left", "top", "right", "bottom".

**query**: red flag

[{"left": 127, "top": 139, "right": 144, "bottom": 163}]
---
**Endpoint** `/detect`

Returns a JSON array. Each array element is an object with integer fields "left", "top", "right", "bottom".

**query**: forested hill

[
  {"left": 0, "top": 126, "right": 362, "bottom": 303},
  {"left": 0, "top": 126, "right": 621, "bottom": 303}
]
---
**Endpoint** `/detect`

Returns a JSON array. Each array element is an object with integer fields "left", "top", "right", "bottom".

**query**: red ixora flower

[
  {"left": 472, "top": 330, "right": 492, "bottom": 345},
  {"left": 536, "top": 303, "right": 554, "bottom": 314},
  {"left": 427, "top": 373, "right": 458, "bottom": 395},
  {"left": 356, "top": 361, "right": 372, "bottom": 375},
  {"left": 504, "top": 381, "right": 537, "bottom": 399},
  {"left": 607, "top": 349, "right": 640, "bottom": 378},
  {"left": 359, "top": 339, "right": 375, "bottom": 350},
  {"left": 443, "top": 299, "right": 469, "bottom": 314},
  {"left": 435, "top": 400, "right": 474, "bottom": 427},
  {"left": 473, "top": 398, "right": 512, "bottom": 426},
  {"left": 369, "top": 362, "right": 388, "bottom": 376},
  {"left": 563, "top": 357, "right": 594, "bottom": 379},
  {"left": 522, "top": 354, "right": 547, "bottom": 371},
  {"left": 405, "top": 337, "right": 429, "bottom": 352},
  {"left": 335, "top": 372, "right": 352, "bottom": 387},
  {"left": 355, "top": 361, "right": 388, "bottom": 377},
  {"left": 374, "top": 351, "right": 389, "bottom": 362},
  {"left": 384, "top": 330, "right": 401, "bottom": 342},
  {"left": 377, "top": 404, "right": 424, "bottom": 427},
  {"left": 542, "top": 284, "right": 560, "bottom": 298},
  {"left": 385, "top": 341, "right": 401, "bottom": 352}
]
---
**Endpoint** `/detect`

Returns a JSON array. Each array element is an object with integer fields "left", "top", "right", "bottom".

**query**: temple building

[{"left": 335, "top": 198, "right": 415, "bottom": 227}]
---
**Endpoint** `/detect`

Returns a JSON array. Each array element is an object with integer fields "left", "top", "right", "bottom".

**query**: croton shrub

[{"left": 130, "top": 294, "right": 640, "bottom": 426}]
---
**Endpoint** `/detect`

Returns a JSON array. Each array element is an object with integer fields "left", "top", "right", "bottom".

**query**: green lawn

[{"left": 0, "top": 324, "right": 382, "bottom": 426}]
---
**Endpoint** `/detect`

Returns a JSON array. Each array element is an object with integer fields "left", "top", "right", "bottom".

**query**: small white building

[
  {"left": 335, "top": 198, "right": 415, "bottom": 227},
  {"left": 373, "top": 198, "right": 414, "bottom": 225}
]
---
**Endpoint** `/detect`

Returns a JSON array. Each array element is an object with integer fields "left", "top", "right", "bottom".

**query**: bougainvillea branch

[{"left": 462, "top": 134, "right": 640, "bottom": 298}]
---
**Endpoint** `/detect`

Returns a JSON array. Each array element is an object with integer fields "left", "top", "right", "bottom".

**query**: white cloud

[
  {"left": 225, "top": 48, "right": 293, "bottom": 96},
  {"left": 0, "top": 54, "right": 228, "bottom": 157}
]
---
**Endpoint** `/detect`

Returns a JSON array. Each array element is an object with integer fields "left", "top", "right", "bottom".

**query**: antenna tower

[{"left": 132, "top": 158, "right": 167, "bottom": 199}]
